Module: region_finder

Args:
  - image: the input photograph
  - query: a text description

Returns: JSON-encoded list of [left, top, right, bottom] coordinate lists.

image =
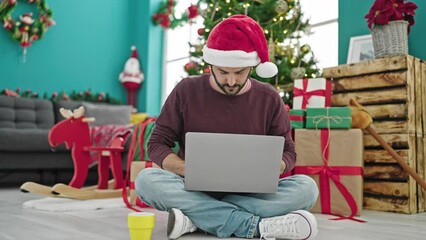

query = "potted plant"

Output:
[[365, 0, 417, 58]]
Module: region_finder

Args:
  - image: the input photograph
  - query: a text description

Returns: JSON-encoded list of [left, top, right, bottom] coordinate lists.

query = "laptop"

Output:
[[184, 132, 284, 193]]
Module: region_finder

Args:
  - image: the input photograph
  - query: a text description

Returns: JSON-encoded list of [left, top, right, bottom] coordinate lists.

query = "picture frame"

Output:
[[347, 34, 374, 64]]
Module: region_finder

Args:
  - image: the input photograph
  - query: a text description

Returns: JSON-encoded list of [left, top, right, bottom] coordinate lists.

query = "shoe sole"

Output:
[[292, 210, 318, 240], [167, 209, 176, 238], [167, 208, 184, 239]]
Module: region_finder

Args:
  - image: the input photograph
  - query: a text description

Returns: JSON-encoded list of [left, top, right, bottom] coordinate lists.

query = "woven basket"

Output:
[[371, 20, 408, 58]]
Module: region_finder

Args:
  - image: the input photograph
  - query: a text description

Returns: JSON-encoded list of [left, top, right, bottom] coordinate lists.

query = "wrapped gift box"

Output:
[[130, 161, 160, 206], [294, 129, 364, 218], [306, 107, 352, 129], [289, 109, 306, 129], [293, 78, 332, 109]]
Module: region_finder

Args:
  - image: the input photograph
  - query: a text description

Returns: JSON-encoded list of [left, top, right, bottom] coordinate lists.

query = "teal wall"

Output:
[[339, 0, 426, 64], [0, 0, 163, 116]]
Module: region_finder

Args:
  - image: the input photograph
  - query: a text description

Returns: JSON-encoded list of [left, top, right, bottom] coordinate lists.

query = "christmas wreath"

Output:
[[0, 0, 55, 48]]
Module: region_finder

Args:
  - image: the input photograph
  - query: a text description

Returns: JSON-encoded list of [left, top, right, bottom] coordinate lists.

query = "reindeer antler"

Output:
[[59, 108, 74, 119], [73, 106, 85, 118]]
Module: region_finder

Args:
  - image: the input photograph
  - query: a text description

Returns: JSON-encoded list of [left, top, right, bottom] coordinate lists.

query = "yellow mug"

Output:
[[128, 212, 156, 240]]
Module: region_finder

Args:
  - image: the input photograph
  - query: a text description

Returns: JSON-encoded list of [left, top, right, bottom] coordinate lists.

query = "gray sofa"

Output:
[[0, 95, 133, 186]]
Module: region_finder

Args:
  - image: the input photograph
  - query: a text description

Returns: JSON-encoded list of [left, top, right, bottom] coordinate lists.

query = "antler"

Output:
[[73, 106, 96, 122], [73, 106, 85, 118], [59, 108, 74, 119]]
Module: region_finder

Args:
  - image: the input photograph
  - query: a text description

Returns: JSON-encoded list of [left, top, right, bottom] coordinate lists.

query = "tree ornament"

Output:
[[187, 4, 199, 19], [292, 6, 300, 19], [192, 44, 204, 53], [197, 27, 204, 35], [0, 0, 55, 62], [184, 61, 198, 71], [275, 0, 288, 14], [275, 45, 285, 56], [203, 66, 211, 74], [300, 44, 311, 54], [268, 36, 276, 62], [290, 67, 306, 80]]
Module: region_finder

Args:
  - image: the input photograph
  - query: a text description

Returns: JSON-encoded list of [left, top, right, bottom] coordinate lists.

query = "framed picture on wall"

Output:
[[347, 34, 374, 64]]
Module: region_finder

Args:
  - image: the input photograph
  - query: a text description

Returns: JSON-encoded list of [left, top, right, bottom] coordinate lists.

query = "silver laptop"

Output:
[[184, 132, 284, 193]]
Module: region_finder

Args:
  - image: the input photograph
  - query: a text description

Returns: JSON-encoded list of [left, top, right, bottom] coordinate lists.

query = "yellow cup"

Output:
[[128, 212, 156, 240]]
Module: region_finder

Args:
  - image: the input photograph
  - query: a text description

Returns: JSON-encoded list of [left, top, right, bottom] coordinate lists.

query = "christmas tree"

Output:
[[183, 0, 320, 104]]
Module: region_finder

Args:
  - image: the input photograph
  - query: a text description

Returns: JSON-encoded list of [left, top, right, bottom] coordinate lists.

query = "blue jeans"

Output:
[[135, 168, 318, 238]]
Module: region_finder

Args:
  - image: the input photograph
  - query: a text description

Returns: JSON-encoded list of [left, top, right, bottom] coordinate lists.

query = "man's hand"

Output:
[[162, 153, 185, 177], [280, 160, 287, 174]]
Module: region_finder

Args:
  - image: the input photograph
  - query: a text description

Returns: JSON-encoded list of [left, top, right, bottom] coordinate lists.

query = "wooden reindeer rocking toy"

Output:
[[21, 106, 129, 200]]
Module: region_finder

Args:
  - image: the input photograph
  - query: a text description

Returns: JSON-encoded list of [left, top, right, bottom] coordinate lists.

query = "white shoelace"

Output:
[[260, 215, 298, 240]]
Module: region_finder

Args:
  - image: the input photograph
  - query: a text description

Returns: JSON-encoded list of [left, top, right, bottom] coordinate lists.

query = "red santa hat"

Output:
[[130, 46, 139, 59], [202, 15, 278, 78]]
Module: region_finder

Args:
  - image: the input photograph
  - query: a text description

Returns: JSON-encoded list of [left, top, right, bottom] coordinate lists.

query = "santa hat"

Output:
[[130, 46, 139, 59], [202, 15, 278, 78]]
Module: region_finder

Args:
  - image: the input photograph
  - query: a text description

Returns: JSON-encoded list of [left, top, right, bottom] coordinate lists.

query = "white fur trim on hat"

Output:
[[256, 62, 278, 78], [202, 45, 260, 68]]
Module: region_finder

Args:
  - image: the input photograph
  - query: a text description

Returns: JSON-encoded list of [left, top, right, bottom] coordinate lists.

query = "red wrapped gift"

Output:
[[293, 78, 332, 109], [129, 161, 160, 207], [294, 129, 364, 222]]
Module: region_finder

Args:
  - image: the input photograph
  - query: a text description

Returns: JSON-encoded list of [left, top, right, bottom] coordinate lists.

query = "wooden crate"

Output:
[[323, 55, 426, 214]]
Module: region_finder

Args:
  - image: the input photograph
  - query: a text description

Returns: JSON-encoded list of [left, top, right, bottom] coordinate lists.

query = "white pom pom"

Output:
[[131, 46, 136, 51], [256, 62, 278, 78]]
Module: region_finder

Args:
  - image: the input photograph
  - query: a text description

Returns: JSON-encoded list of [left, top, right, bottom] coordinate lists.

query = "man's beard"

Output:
[[211, 69, 250, 96]]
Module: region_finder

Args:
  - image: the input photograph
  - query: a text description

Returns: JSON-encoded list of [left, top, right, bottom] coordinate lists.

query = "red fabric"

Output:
[[293, 79, 332, 109], [289, 115, 305, 122], [294, 129, 365, 222], [279, 170, 293, 179], [89, 124, 133, 166], [207, 15, 270, 63]]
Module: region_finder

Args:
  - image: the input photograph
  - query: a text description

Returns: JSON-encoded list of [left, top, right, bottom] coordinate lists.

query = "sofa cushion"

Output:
[[0, 95, 54, 129], [0, 128, 65, 151], [82, 102, 132, 126]]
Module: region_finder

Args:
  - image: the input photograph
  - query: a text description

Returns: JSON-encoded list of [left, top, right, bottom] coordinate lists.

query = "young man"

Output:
[[136, 15, 319, 239]]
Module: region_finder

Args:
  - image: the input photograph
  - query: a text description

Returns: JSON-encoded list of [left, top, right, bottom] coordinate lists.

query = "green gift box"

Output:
[[289, 109, 306, 129], [306, 107, 352, 129]]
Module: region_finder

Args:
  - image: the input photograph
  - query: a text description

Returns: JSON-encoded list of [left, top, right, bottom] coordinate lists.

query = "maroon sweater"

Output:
[[147, 74, 296, 174]]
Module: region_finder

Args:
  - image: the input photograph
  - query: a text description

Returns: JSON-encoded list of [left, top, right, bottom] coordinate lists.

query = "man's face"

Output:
[[211, 66, 252, 95]]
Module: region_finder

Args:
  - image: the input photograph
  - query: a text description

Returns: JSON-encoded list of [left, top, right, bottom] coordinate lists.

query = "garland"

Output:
[[0, 0, 55, 49], [152, 0, 199, 29], [1, 88, 122, 104]]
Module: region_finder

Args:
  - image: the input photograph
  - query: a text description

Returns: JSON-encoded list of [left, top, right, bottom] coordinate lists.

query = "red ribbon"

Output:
[[289, 115, 305, 122], [293, 79, 331, 109], [122, 118, 156, 212], [294, 129, 365, 222]]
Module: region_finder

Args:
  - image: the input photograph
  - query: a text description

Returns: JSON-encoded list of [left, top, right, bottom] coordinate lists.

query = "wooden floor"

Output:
[[1, 187, 426, 240]]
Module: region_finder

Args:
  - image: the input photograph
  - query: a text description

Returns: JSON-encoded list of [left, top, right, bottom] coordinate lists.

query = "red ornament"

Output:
[[188, 5, 199, 19], [184, 61, 197, 71], [203, 67, 211, 74], [152, 13, 171, 28], [197, 28, 204, 36]]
